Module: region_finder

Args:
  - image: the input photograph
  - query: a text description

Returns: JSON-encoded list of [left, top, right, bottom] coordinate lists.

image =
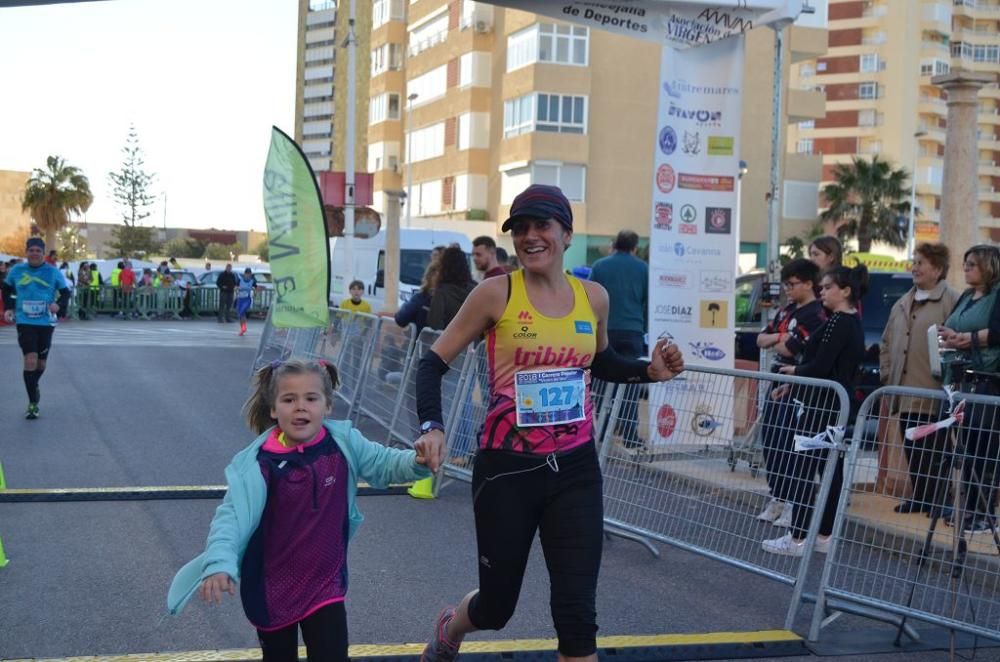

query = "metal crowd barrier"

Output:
[[67, 285, 273, 320], [597, 365, 850, 628], [252, 311, 865, 631], [810, 385, 1000, 644]]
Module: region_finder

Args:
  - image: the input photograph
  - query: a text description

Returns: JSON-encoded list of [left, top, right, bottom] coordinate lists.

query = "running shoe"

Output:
[[421, 607, 460, 662], [25, 403, 39, 420], [814, 534, 832, 554]]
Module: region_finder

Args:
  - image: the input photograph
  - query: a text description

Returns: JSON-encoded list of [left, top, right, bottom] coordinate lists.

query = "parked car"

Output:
[[169, 270, 200, 288]]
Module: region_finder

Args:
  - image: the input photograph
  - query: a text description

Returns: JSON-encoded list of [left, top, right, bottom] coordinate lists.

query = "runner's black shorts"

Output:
[[17, 324, 55, 358]]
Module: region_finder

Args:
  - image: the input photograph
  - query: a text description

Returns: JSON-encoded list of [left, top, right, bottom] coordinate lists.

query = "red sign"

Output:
[[678, 173, 734, 192], [656, 165, 676, 194], [318, 171, 374, 206], [657, 404, 677, 439]]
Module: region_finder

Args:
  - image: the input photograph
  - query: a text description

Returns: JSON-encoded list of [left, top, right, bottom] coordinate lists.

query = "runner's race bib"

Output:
[[22, 300, 47, 318], [514, 368, 586, 427]]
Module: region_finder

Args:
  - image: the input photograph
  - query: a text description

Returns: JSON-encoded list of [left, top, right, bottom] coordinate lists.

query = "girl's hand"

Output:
[[646, 339, 684, 381], [777, 366, 796, 375], [198, 573, 235, 605], [413, 429, 446, 472]]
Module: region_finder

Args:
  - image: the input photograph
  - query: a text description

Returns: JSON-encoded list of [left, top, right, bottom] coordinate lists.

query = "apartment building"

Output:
[[295, 0, 338, 173], [299, 1, 828, 268], [789, 0, 1000, 244], [0, 169, 31, 249]]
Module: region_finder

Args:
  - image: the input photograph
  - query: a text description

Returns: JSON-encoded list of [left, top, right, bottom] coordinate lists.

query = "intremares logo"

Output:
[[513, 345, 593, 368]]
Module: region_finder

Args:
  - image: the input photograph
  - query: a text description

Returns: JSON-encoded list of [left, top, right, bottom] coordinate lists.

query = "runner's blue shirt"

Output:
[[5, 262, 67, 327]]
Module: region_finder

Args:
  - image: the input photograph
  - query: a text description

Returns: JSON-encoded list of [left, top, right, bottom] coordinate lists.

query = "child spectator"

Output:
[[168, 358, 431, 660], [339, 280, 372, 314]]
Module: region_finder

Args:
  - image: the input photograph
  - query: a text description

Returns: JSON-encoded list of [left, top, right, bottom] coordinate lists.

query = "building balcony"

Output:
[[787, 88, 826, 123], [980, 186, 1000, 202], [980, 160, 1000, 175], [981, 109, 1000, 124], [953, 0, 1000, 20], [788, 25, 828, 63], [918, 96, 948, 116]]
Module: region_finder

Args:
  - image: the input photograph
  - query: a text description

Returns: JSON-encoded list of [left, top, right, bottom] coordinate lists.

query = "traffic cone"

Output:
[[0, 535, 8, 568], [407, 476, 435, 500]]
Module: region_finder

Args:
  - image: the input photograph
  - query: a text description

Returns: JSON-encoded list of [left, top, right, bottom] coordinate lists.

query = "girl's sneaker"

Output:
[[25, 403, 39, 420], [756, 499, 784, 522], [774, 505, 794, 528], [421, 607, 461, 662], [762, 532, 806, 557]]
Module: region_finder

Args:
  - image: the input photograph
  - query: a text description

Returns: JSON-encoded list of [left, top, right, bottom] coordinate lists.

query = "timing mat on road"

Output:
[[0, 483, 412, 502], [2, 630, 808, 661]]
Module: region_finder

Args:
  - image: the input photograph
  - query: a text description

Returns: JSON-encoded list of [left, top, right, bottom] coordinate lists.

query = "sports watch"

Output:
[[420, 420, 445, 435]]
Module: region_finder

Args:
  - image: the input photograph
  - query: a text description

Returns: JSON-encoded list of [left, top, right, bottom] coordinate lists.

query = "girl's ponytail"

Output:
[[243, 363, 279, 434]]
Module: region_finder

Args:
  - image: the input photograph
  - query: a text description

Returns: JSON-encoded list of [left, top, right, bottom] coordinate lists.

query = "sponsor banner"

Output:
[[648, 36, 743, 444], [484, 1, 803, 49], [262, 126, 331, 328]]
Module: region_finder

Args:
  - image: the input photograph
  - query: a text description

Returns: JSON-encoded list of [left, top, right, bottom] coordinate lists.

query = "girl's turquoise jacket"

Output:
[[167, 419, 431, 615]]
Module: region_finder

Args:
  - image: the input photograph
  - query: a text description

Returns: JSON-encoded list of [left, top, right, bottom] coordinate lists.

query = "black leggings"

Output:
[[469, 442, 604, 657], [257, 601, 348, 662]]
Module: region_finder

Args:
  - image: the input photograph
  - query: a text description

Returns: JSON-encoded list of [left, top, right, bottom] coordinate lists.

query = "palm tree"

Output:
[[820, 155, 911, 253], [21, 155, 94, 250]]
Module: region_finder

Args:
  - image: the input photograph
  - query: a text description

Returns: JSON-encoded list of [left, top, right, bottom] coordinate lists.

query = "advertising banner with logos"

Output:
[[487, 1, 802, 49], [647, 36, 744, 446]]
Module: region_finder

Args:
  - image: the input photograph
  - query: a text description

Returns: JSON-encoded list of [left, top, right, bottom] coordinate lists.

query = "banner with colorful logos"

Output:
[[485, 1, 802, 49], [647, 36, 744, 446]]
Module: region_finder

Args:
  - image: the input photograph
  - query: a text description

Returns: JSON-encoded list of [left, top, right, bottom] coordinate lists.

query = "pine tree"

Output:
[[107, 125, 160, 257]]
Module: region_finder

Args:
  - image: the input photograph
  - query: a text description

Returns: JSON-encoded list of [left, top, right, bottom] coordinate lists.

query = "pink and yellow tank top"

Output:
[[482, 269, 598, 454]]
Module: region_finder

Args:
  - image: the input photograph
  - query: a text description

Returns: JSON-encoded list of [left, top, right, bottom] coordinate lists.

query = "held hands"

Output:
[[939, 326, 972, 350], [413, 428, 446, 473], [198, 572, 235, 605], [646, 339, 685, 381], [48, 303, 59, 314]]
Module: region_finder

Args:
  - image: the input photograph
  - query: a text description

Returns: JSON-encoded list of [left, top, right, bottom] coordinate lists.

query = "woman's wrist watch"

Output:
[[420, 420, 445, 435]]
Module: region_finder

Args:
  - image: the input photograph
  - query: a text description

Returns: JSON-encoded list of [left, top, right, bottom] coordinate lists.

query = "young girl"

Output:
[[168, 358, 431, 660]]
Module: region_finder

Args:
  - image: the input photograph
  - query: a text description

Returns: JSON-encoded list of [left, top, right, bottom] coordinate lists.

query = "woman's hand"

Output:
[[939, 326, 973, 350], [413, 429, 446, 472], [198, 573, 234, 605], [771, 384, 791, 400], [646, 338, 684, 381]]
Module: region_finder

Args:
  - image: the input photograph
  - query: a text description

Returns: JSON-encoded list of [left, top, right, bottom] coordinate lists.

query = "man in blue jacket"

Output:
[[590, 230, 649, 448], [2, 237, 71, 419]]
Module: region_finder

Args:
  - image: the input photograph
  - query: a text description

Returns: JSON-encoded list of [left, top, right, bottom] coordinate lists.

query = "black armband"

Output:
[[591, 346, 652, 384], [416, 349, 450, 426], [57, 287, 71, 316]]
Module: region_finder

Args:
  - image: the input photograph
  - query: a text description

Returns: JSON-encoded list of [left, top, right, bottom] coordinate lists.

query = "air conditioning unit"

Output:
[[474, 20, 490, 33]]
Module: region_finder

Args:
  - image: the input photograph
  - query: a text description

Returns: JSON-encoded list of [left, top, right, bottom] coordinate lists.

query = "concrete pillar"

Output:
[[382, 191, 402, 314], [932, 70, 996, 290]]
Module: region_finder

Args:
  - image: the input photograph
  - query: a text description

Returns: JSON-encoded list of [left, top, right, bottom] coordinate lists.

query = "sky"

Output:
[[0, 0, 298, 232]]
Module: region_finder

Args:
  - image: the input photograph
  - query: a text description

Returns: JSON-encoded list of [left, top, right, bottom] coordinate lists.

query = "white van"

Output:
[[329, 228, 473, 309]]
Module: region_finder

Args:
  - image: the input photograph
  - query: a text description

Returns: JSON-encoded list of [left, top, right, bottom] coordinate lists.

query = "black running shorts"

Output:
[[16, 324, 55, 358]]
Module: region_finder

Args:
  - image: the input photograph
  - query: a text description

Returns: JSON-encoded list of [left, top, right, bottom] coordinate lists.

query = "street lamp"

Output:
[[736, 160, 748, 263], [907, 130, 928, 260], [406, 92, 418, 229]]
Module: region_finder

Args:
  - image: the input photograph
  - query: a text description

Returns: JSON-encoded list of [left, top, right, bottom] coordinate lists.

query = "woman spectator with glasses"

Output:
[[939, 245, 1000, 534], [880, 243, 959, 515]]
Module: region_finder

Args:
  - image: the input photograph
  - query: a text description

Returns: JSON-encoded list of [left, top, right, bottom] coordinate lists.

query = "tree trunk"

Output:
[[44, 228, 57, 253], [858, 211, 873, 252]]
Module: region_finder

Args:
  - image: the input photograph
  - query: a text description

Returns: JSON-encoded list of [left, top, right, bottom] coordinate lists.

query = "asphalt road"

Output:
[[0, 319, 995, 661]]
